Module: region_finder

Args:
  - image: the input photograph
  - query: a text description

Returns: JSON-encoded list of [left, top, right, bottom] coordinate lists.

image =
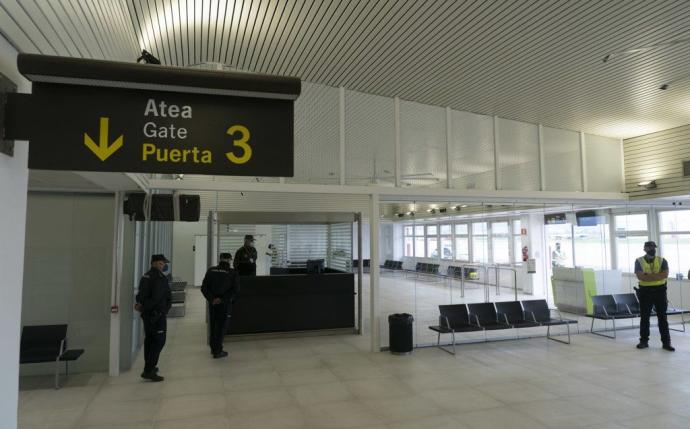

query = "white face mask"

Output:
[[248, 242, 255, 248]]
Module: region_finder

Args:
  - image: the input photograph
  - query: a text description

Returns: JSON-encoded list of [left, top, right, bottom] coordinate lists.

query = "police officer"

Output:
[[234, 235, 258, 275], [201, 253, 240, 358], [135, 254, 172, 381], [635, 241, 674, 351]]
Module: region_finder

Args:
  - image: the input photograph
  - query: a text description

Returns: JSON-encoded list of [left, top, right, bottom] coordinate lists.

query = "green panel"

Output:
[[582, 269, 597, 314]]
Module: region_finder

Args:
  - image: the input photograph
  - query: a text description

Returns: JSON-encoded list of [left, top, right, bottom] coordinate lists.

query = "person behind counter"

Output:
[[201, 253, 240, 359], [234, 234, 258, 275], [135, 254, 172, 382]]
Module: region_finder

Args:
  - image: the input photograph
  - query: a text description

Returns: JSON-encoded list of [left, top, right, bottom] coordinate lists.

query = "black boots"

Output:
[[213, 351, 229, 359], [636, 341, 648, 349], [663, 343, 676, 352], [141, 371, 164, 382]]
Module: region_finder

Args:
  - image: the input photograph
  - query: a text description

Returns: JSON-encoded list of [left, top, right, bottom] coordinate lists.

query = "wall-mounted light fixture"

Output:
[[637, 180, 657, 189]]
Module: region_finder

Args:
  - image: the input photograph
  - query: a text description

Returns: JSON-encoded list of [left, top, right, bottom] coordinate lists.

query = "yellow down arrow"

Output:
[[84, 117, 123, 161]]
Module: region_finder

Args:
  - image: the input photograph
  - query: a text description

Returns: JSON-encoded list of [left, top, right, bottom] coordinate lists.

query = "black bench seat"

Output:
[[20, 324, 84, 389], [428, 304, 483, 355]]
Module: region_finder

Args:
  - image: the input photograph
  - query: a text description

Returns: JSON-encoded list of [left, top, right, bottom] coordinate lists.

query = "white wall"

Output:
[[0, 35, 30, 429], [172, 221, 207, 285]]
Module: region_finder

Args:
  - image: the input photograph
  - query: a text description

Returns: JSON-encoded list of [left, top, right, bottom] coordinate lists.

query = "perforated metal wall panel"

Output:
[[585, 134, 623, 192], [450, 110, 495, 190], [399, 100, 446, 188], [289, 82, 340, 184], [287, 224, 328, 264], [345, 90, 395, 186], [328, 222, 352, 271], [497, 118, 539, 191], [271, 225, 288, 266], [543, 126, 582, 191], [218, 224, 256, 256]]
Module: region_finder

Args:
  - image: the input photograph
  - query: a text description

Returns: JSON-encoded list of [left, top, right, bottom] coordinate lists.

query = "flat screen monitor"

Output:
[[306, 259, 325, 274], [576, 210, 604, 226]]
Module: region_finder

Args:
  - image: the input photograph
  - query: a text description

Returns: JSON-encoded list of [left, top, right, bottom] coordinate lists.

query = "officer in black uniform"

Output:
[[201, 253, 240, 358], [135, 254, 172, 381], [233, 235, 258, 275]]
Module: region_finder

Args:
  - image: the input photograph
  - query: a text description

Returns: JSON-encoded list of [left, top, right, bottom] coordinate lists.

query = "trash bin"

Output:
[[388, 313, 414, 355]]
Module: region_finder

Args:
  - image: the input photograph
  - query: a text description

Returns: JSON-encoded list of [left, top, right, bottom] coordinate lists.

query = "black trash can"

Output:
[[388, 313, 414, 355]]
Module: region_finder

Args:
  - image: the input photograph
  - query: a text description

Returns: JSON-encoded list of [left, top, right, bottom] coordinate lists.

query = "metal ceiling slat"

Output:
[[265, 0, 309, 75], [303, 0, 367, 82], [255, 0, 292, 72], [40, 2, 85, 57], [139, 0, 163, 62], [0, 0, 55, 54], [31, 1, 80, 57], [272, 0, 319, 75], [246, 0, 280, 71], [228, 0, 248, 67], [320, 0, 397, 84], [95, 0, 133, 61], [449, 1, 657, 107], [283, 0, 336, 77], [69, 0, 110, 59], [238, 0, 265, 69], [0, 3, 40, 53], [86, 0, 119, 60], [235, 0, 257, 68], [353, 0, 488, 94], [160, 0, 179, 65], [388, 0, 552, 102], [452, 2, 677, 109], [289, 0, 345, 79], [221, 0, 238, 65], [112, 0, 141, 58], [155, 0, 175, 65]]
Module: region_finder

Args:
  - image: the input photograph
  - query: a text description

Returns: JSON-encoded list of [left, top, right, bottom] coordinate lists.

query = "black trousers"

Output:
[[637, 286, 671, 344], [209, 303, 228, 355], [142, 314, 167, 373]]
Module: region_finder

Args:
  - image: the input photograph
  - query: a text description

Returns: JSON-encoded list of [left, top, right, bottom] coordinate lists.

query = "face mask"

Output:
[[646, 249, 656, 257], [249, 242, 255, 248], [163, 264, 169, 272]]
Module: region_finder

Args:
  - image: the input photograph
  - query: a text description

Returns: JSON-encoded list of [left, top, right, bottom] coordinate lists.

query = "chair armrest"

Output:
[[56, 338, 66, 361], [497, 312, 510, 325], [469, 314, 481, 327], [441, 316, 451, 330], [550, 308, 565, 321], [625, 304, 634, 315], [524, 310, 538, 323]]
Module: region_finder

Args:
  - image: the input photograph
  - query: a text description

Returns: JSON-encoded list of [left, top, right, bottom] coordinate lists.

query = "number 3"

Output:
[[226, 125, 252, 164]]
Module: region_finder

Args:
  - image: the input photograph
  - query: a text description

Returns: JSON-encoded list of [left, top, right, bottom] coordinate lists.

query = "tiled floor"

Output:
[[18, 282, 690, 429]]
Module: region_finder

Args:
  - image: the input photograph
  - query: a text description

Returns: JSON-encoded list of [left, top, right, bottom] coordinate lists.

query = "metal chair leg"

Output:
[[54, 360, 60, 390], [590, 317, 616, 339]]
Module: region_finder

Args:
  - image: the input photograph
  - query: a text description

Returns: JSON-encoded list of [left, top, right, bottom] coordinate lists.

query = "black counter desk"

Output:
[[226, 268, 355, 335]]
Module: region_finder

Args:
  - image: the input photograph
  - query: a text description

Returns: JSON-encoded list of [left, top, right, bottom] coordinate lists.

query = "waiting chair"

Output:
[[495, 301, 540, 339], [522, 299, 577, 344], [428, 304, 484, 355], [589, 294, 637, 339]]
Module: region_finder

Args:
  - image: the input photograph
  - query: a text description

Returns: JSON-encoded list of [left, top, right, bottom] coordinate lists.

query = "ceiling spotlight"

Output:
[[439, 208, 447, 213], [407, 211, 415, 217], [637, 180, 657, 189], [453, 205, 461, 211], [174, 173, 184, 180], [427, 208, 436, 214], [461, 204, 468, 208], [396, 213, 404, 218]]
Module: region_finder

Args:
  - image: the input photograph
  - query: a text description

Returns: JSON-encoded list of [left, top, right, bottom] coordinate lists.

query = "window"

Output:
[[415, 235, 425, 257], [440, 224, 452, 259], [491, 221, 510, 264], [472, 222, 489, 263], [454, 223, 469, 261], [426, 224, 438, 258], [546, 222, 573, 269], [574, 214, 610, 270], [659, 211, 690, 277], [614, 214, 648, 272], [404, 225, 414, 257]]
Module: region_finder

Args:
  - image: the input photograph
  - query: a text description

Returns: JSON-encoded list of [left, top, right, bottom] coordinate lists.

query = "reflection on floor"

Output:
[[18, 280, 690, 429]]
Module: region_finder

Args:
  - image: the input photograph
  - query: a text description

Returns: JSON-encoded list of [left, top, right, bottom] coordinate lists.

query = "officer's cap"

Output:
[[244, 235, 255, 241], [219, 252, 232, 260], [643, 241, 657, 248], [151, 254, 170, 263]]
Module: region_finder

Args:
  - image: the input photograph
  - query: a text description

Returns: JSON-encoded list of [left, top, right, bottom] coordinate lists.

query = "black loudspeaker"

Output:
[[178, 194, 200, 221], [124, 193, 146, 221], [123, 193, 200, 222], [151, 194, 174, 221]]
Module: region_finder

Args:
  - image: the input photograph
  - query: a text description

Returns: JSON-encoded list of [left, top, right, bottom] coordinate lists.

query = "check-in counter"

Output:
[[552, 267, 623, 314], [227, 268, 355, 335]]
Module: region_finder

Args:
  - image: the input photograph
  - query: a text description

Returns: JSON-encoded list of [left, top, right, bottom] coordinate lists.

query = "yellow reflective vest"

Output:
[[637, 256, 667, 287]]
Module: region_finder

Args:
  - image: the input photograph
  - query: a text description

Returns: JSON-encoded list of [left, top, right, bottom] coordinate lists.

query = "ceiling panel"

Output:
[[1, 1, 690, 138]]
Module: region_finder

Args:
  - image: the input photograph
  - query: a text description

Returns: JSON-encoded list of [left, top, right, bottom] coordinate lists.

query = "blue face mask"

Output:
[[162, 264, 169, 272]]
